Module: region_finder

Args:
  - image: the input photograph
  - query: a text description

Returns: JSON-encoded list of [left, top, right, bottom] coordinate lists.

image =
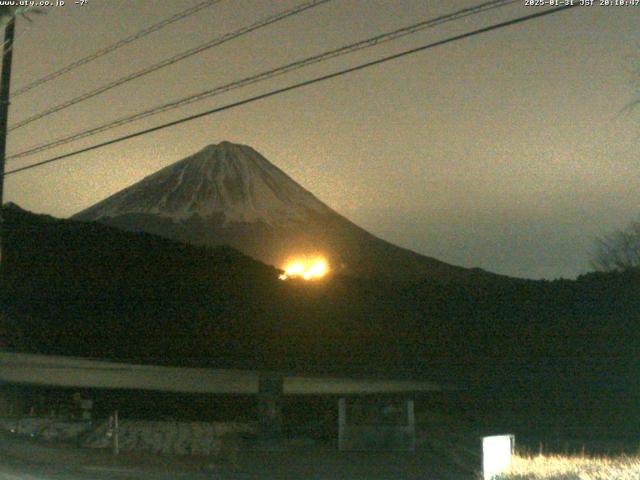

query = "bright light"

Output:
[[279, 258, 329, 281], [483, 434, 515, 480]]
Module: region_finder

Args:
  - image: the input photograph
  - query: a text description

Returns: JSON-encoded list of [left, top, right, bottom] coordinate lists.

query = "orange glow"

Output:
[[279, 258, 329, 281]]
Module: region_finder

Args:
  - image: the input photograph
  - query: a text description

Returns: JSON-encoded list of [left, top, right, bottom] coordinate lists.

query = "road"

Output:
[[0, 433, 471, 480]]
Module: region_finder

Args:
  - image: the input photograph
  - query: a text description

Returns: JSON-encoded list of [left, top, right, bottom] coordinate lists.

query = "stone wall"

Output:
[[86, 419, 254, 455], [0, 416, 90, 441], [0, 416, 254, 455]]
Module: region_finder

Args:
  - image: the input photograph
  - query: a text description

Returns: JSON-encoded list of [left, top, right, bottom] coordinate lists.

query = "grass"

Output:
[[496, 452, 640, 479]]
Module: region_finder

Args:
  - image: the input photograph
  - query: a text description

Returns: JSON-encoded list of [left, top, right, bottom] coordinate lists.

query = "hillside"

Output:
[[0, 204, 416, 373], [2, 205, 639, 437]]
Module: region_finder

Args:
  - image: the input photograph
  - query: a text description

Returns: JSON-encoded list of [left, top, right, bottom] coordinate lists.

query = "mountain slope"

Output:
[[75, 142, 331, 226], [0, 204, 447, 373], [73, 141, 491, 281]]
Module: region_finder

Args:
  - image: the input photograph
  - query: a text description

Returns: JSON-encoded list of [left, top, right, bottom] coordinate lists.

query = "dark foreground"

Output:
[[0, 433, 472, 480]]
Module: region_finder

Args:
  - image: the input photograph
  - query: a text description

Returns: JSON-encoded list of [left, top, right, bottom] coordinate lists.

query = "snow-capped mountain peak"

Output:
[[74, 141, 479, 281], [75, 142, 330, 226]]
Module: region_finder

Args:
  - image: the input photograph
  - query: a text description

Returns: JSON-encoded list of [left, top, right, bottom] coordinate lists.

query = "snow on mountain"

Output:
[[76, 141, 331, 226]]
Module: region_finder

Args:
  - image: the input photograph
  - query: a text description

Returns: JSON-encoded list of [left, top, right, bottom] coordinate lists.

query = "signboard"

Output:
[[482, 434, 515, 480]]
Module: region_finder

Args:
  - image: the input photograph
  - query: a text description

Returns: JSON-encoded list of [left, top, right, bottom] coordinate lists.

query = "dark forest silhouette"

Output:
[[1, 204, 639, 440]]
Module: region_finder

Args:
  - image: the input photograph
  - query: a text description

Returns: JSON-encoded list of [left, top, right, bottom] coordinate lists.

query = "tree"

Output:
[[591, 220, 640, 272]]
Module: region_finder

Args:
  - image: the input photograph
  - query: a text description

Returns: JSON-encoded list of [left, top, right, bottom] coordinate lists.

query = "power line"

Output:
[[7, 0, 332, 131], [8, 0, 518, 162], [2, 4, 578, 178], [12, 0, 223, 97]]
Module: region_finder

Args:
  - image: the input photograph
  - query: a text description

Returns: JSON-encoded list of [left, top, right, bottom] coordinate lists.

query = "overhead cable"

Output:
[[8, 0, 332, 131], [12, 0, 223, 97], [8, 0, 518, 161], [3, 4, 578, 178]]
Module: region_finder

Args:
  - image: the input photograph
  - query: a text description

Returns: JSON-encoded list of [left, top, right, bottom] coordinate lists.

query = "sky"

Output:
[[3, 0, 639, 280]]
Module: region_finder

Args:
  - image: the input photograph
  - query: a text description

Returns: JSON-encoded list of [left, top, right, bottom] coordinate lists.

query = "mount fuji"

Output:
[[73, 141, 485, 280]]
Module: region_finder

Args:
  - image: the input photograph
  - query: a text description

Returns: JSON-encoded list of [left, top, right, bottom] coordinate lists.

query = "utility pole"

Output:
[[0, 16, 15, 266]]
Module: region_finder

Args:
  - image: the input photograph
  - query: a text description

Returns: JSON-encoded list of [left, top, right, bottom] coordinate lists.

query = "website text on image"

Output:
[[0, 1, 66, 7]]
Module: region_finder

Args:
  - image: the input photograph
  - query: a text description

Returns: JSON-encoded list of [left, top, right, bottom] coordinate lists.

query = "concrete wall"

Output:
[[0, 352, 444, 395]]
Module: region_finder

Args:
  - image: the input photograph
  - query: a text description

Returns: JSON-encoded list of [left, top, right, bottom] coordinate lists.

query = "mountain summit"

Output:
[[74, 141, 483, 280], [76, 142, 331, 226]]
